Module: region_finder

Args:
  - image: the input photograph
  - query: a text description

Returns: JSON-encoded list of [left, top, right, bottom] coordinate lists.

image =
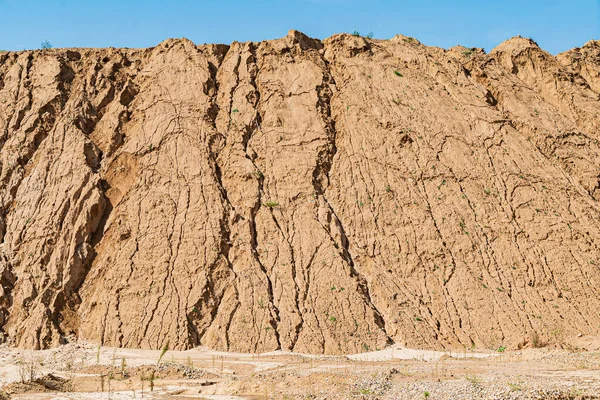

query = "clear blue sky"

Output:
[[0, 0, 598, 54]]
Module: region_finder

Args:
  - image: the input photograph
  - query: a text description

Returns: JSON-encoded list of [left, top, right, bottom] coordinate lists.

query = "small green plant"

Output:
[[149, 370, 155, 391], [232, 108, 239, 113], [140, 372, 146, 396], [394, 70, 403, 77], [508, 381, 522, 391], [352, 30, 361, 37], [16, 355, 40, 383], [385, 185, 392, 193], [366, 32, 374, 39], [120, 357, 127, 374], [497, 345, 506, 353], [107, 372, 114, 397], [465, 374, 482, 386], [41, 40, 53, 50], [157, 340, 170, 365], [329, 316, 337, 323], [415, 316, 423, 322], [462, 48, 474, 58], [424, 391, 431, 398], [459, 220, 468, 235], [531, 331, 544, 348], [264, 201, 279, 208]]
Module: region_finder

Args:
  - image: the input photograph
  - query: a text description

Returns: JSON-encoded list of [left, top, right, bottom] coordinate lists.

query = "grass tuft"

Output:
[[157, 340, 170, 365]]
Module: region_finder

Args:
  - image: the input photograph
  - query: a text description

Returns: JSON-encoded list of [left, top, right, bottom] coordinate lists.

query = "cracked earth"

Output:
[[1, 31, 600, 359]]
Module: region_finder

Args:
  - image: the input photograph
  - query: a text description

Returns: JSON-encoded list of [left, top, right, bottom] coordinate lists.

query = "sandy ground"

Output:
[[1, 341, 599, 399]]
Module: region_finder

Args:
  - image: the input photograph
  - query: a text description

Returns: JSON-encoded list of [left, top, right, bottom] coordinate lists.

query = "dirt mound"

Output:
[[75, 362, 219, 380], [1, 31, 600, 354], [3, 374, 69, 395]]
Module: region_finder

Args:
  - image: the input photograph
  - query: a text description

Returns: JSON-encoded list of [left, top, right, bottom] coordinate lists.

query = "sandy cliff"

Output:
[[0, 31, 599, 354]]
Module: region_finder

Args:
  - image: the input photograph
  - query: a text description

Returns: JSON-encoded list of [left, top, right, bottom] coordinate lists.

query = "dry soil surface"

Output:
[[0, 342, 599, 399]]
